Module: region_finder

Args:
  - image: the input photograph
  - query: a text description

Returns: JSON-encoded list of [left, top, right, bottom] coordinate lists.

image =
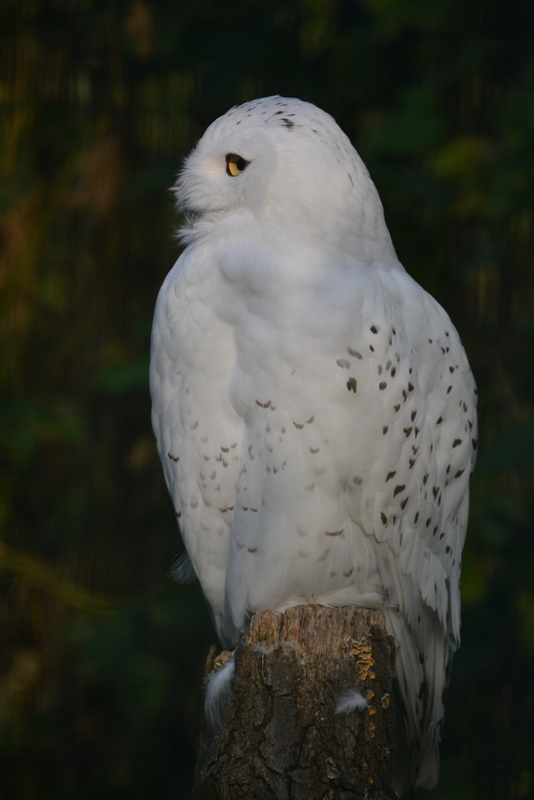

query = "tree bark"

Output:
[[193, 605, 397, 800]]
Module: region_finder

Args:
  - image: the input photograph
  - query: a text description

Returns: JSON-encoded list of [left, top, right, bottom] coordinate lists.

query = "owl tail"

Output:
[[384, 608, 449, 794]]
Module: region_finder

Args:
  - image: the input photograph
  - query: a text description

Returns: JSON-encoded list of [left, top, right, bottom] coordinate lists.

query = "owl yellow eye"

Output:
[[226, 153, 249, 177]]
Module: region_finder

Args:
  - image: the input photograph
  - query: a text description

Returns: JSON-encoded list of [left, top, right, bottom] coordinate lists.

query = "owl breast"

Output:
[[152, 231, 430, 644]]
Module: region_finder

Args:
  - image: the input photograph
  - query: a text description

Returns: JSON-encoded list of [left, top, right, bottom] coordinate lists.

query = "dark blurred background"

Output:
[[1, 0, 533, 798]]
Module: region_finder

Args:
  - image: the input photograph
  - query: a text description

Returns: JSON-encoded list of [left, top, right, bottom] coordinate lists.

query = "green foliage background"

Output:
[[1, 0, 533, 797]]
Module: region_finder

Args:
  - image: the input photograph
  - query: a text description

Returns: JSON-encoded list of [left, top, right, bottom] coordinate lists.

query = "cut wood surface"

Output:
[[194, 605, 397, 800]]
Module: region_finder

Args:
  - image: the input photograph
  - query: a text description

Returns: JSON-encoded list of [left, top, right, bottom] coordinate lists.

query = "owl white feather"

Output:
[[150, 96, 477, 792]]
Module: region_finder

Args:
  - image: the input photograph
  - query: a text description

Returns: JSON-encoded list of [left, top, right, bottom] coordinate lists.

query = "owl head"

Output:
[[174, 97, 396, 265]]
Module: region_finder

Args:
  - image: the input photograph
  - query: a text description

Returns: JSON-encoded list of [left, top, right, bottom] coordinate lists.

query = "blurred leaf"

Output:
[[367, 86, 445, 156], [0, 397, 85, 462], [95, 357, 149, 395], [0, 544, 113, 614]]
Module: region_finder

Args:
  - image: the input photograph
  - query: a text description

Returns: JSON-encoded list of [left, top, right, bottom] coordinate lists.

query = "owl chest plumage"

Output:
[[151, 233, 474, 645]]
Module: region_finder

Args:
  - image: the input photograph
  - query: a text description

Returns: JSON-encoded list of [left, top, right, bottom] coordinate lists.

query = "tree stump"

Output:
[[193, 605, 397, 799]]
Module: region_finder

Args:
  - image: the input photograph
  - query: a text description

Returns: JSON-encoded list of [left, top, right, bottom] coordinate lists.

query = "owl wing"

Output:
[[150, 252, 246, 636], [348, 267, 477, 789]]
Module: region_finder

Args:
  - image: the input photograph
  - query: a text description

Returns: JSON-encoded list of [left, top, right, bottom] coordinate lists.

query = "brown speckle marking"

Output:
[[344, 566, 354, 578], [247, 547, 258, 553], [379, 381, 387, 390], [394, 404, 400, 412], [347, 377, 357, 393], [256, 399, 272, 408], [309, 446, 320, 454], [394, 484, 405, 497], [404, 426, 413, 437], [386, 471, 396, 482], [383, 425, 389, 435], [325, 529, 344, 537], [293, 421, 304, 429], [306, 415, 315, 424], [348, 348, 362, 359], [175, 511, 182, 518], [370, 325, 379, 334], [167, 452, 179, 462], [452, 438, 462, 448], [381, 512, 388, 525], [400, 497, 409, 510]]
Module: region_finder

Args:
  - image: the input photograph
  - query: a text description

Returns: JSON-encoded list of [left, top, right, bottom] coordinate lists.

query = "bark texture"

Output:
[[193, 605, 397, 800]]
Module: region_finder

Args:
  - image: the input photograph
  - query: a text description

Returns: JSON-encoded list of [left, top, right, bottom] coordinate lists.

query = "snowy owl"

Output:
[[150, 96, 477, 792]]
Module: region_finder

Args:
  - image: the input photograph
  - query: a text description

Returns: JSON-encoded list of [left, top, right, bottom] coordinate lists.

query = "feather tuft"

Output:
[[169, 550, 197, 584], [335, 687, 368, 715], [204, 657, 235, 728]]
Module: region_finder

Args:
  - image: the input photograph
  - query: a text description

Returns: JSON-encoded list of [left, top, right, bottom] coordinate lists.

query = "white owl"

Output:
[[150, 96, 477, 792]]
